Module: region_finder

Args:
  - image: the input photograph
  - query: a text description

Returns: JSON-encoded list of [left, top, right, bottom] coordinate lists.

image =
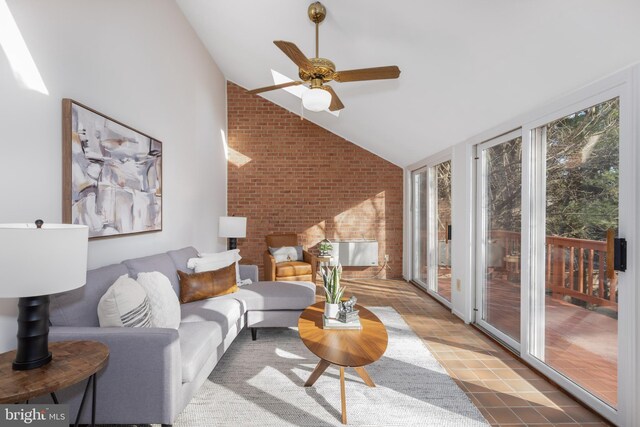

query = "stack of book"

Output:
[[323, 314, 362, 330]]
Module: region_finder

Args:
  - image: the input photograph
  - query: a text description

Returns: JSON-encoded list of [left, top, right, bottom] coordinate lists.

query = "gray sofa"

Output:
[[45, 246, 316, 425]]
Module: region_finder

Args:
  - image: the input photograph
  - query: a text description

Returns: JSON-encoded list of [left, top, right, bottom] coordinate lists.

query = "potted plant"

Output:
[[318, 239, 333, 256], [322, 264, 344, 319]]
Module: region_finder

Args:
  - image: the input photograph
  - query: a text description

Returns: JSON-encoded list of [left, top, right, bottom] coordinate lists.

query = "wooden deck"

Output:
[[438, 275, 617, 407]]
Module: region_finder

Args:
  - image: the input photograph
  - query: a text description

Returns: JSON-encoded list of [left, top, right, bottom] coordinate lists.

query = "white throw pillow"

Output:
[[269, 246, 303, 263], [98, 275, 151, 328], [136, 272, 181, 329], [188, 249, 242, 284]]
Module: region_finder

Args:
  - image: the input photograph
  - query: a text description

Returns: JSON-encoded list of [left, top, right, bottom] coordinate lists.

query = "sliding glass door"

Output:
[[434, 161, 452, 302], [476, 131, 522, 349], [412, 168, 428, 285], [412, 160, 452, 304], [474, 90, 632, 423], [527, 97, 622, 412]]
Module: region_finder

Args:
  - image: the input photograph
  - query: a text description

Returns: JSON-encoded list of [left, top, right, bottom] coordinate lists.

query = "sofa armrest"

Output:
[[239, 264, 259, 282], [303, 250, 318, 280], [263, 251, 276, 281], [49, 326, 181, 425]]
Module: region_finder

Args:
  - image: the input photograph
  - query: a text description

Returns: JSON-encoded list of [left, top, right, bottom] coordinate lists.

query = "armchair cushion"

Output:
[[276, 261, 312, 277]]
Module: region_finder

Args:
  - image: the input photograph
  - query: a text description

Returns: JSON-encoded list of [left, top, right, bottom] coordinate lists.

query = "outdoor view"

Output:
[[436, 161, 452, 301], [542, 98, 619, 407], [481, 137, 522, 343]]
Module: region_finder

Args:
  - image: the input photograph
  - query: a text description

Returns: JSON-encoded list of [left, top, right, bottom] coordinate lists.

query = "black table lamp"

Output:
[[219, 216, 246, 250], [0, 221, 88, 370]]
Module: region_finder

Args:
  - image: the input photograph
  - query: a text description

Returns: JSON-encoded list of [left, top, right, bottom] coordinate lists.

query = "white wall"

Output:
[[0, 0, 228, 352]]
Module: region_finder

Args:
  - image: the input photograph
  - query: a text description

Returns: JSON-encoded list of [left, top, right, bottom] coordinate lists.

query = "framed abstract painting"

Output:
[[62, 99, 162, 239]]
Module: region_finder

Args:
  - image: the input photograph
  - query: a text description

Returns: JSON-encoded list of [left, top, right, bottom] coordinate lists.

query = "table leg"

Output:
[[340, 367, 347, 424], [353, 367, 375, 387], [74, 374, 96, 427], [50, 392, 59, 404], [304, 359, 331, 387], [91, 373, 96, 427]]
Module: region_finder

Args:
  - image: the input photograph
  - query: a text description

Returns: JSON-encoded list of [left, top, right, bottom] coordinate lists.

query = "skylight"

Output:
[[0, 0, 48, 95]]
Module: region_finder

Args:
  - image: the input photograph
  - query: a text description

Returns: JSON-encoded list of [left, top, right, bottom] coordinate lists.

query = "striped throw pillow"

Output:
[[98, 275, 152, 328]]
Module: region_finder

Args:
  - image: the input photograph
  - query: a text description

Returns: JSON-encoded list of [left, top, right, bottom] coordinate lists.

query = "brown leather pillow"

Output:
[[177, 263, 238, 304]]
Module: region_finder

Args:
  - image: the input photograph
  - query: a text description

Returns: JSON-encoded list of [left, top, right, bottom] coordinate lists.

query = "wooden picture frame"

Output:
[[62, 99, 162, 239]]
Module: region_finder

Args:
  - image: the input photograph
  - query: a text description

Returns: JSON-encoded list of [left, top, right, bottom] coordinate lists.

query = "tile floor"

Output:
[[315, 277, 613, 426]]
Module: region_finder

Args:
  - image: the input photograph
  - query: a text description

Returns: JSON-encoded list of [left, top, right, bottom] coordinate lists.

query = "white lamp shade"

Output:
[[0, 223, 88, 298], [302, 88, 332, 112], [219, 217, 247, 238]]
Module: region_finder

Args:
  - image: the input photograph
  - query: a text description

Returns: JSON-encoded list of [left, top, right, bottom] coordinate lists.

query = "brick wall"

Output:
[[227, 82, 403, 279]]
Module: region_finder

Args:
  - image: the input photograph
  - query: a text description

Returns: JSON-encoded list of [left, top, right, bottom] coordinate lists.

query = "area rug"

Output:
[[174, 307, 489, 426]]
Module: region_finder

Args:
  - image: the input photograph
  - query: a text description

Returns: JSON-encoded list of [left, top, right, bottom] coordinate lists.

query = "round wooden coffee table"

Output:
[[298, 302, 388, 424]]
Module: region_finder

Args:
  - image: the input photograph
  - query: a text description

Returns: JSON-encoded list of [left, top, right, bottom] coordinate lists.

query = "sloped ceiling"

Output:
[[177, 0, 640, 167]]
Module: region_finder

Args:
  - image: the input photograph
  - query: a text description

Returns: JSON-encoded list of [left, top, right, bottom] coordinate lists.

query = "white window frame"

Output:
[[474, 129, 523, 352], [520, 73, 635, 426], [409, 151, 453, 308]]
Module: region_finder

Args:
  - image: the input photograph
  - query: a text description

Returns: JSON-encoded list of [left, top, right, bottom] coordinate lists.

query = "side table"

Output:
[[0, 340, 109, 427]]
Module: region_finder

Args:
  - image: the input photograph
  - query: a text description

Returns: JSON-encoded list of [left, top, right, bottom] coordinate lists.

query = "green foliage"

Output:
[[487, 98, 619, 241], [545, 99, 619, 240], [322, 264, 344, 304], [319, 240, 333, 253]]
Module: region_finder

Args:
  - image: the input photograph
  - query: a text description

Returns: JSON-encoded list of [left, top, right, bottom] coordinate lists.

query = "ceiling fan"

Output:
[[247, 1, 401, 113]]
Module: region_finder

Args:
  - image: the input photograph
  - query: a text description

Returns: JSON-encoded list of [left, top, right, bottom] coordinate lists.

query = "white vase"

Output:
[[324, 302, 340, 319]]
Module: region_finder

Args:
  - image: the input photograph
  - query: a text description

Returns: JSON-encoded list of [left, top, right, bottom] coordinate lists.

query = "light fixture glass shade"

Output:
[[0, 223, 88, 297], [302, 88, 331, 112], [219, 216, 247, 238]]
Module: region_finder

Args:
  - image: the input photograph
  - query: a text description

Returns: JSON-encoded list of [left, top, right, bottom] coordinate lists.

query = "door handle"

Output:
[[615, 238, 627, 272], [607, 228, 627, 277]]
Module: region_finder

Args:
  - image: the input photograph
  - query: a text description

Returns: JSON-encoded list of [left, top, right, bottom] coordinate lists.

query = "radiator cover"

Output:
[[332, 240, 378, 267]]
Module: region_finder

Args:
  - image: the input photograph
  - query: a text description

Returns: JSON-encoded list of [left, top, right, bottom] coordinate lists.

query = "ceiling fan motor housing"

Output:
[[299, 57, 336, 82]]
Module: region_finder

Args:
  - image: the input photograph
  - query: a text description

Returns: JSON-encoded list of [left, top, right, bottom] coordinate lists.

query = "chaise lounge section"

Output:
[[45, 246, 316, 425]]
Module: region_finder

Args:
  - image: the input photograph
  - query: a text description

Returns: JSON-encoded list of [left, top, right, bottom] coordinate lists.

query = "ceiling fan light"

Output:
[[302, 88, 331, 112]]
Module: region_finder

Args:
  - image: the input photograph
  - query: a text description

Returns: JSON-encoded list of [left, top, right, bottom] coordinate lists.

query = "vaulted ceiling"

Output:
[[177, 0, 640, 167]]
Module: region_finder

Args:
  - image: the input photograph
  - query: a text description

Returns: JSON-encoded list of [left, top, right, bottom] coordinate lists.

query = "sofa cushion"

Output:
[[275, 261, 311, 277], [124, 253, 180, 296], [211, 281, 316, 312], [178, 321, 223, 383], [180, 297, 245, 334], [167, 246, 199, 274], [50, 263, 130, 327]]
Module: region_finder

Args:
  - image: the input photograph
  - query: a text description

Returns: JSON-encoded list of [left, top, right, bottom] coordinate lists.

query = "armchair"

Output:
[[264, 233, 317, 282]]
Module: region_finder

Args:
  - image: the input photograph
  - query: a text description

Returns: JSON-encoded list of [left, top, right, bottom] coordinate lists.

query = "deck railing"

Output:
[[490, 230, 617, 309]]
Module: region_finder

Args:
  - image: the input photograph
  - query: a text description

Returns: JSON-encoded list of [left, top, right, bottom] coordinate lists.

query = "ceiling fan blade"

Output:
[[333, 65, 401, 83], [246, 81, 303, 95], [274, 40, 315, 74], [322, 85, 344, 111]]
